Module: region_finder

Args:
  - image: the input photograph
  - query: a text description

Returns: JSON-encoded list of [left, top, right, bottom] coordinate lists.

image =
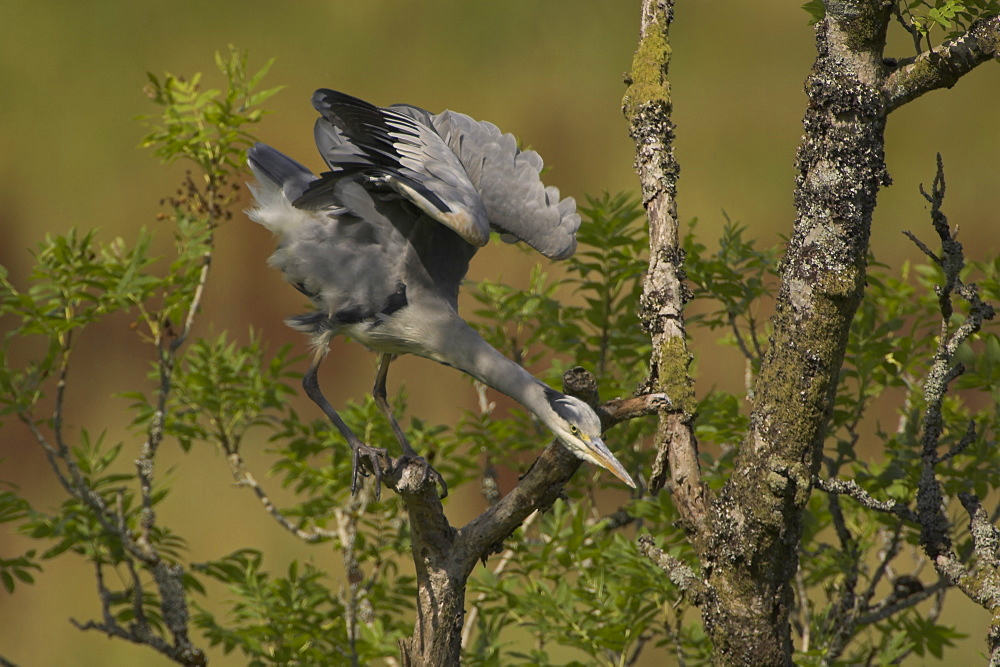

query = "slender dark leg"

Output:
[[372, 353, 447, 498], [302, 347, 388, 499], [372, 354, 417, 456]]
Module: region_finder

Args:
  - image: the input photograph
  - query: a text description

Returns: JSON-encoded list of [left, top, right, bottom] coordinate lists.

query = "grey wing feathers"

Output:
[[260, 89, 580, 262], [301, 89, 491, 247], [428, 110, 581, 260]]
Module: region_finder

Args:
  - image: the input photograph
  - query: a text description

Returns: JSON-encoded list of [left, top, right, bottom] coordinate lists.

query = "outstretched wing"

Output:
[[299, 89, 491, 247], [420, 109, 581, 260]]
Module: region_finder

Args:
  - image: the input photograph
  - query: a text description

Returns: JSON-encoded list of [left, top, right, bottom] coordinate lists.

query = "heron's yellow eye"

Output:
[[569, 424, 580, 435]]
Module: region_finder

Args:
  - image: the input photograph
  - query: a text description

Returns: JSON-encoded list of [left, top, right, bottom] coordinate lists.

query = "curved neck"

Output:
[[437, 317, 552, 415]]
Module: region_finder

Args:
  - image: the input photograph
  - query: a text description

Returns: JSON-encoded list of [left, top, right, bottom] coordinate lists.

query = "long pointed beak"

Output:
[[582, 435, 637, 488]]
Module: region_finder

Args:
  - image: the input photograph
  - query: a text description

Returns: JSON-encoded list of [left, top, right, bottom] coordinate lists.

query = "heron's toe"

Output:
[[350, 444, 390, 500]]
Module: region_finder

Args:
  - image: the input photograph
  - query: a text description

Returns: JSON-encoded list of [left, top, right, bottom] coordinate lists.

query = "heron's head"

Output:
[[543, 392, 637, 488]]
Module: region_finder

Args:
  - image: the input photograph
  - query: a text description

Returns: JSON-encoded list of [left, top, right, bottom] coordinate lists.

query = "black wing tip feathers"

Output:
[[312, 88, 372, 113], [246, 141, 269, 165], [247, 143, 313, 187]]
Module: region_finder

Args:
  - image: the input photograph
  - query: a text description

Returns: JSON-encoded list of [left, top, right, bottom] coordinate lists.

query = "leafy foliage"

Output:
[[192, 549, 412, 665], [899, 0, 1000, 43], [123, 332, 298, 452], [685, 217, 779, 373], [1, 47, 998, 667], [141, 46, 282, 179]]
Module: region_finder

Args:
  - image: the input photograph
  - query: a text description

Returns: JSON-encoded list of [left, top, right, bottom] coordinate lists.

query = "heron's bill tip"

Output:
[[585, 438, 637, 489]]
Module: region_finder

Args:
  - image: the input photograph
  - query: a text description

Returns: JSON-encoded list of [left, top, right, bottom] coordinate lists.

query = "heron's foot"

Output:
[[350, 443, 391, 500], [393, 453, 449, 499]]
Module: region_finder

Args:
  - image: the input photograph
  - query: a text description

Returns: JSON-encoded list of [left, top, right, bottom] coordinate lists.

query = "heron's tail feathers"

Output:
[[246, 143, 317, 239]]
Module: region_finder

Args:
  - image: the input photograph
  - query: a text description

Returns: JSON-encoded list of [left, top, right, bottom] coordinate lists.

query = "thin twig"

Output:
[[901, 230, 941, 266], [637, 534, 706, 604], [794, 569, 811, 653], [226, 452, 338, 542], [857, 578, 951, 625], [891, 1, 925, 55], [936, 420, 977, 464], [727, 310, 756, 364], [814, 477, 918, 522], [863, 522, 904, 609], [335, 492, 367, 667], [598, 392, 672, 430]]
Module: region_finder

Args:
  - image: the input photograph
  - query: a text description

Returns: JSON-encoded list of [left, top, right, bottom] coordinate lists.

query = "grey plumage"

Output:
[[247, 89, 634, 497]]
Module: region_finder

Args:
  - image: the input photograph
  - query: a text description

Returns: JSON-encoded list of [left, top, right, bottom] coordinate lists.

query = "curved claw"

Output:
[[351, 444, 390, 499], [427, 464, 448, 499]]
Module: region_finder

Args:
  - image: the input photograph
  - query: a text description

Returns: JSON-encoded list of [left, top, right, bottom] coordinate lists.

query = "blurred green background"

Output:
[[2, 1, 998, 664]]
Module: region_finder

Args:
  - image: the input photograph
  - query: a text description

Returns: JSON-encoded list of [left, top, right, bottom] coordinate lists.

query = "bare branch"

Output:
[[457, 436, 582, 569], [225, 452, 338, 542], [70, 561, 206, 666], [863, 522, 905, 609], [698, 4, 896, 660], [815, 476, 918, 522], [857, 578, 952, 625], [637, 535, 706, 605], [793, 569, 811, 653], [335, 493, 368, 667], [892, 1, 926, 55], [601, 508, 639, 532], [885, 15, 1000, 113], [826, 484, 855, 551], [598, 392, 673, 430], [959, 492, 1000, 575], [455, 366, 655, 569], [902, 230, 941, 265], [172, 171, 219, 353], [936, 420, 977, 464], [913, 159, 995, 570], [624, 0, 708, 539], [727, 310, 757, 365]]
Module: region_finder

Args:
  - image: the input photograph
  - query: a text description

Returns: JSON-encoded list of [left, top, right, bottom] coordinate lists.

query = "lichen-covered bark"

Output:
[[624, 0, 708, 540], [884, 14, 1000, 112], [699, 4, 894, 664], [625, 2, 1000, 664]]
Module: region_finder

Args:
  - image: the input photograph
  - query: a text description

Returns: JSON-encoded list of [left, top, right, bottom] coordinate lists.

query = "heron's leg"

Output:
[[372, 354, 416, 456], [302, 347, 388, 499], [372, 353, 448, 498]]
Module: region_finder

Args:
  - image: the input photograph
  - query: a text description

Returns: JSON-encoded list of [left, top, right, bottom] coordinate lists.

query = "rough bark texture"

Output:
[[699, 4, 894, 664], [392, 447, 574, 666], [397, 369, 648, 665], [395, 460, 462, 665], [396, 1, 1000, 662], [905, 161, 1000, 665], [885, 14, 1000, 112], [618, 1, 1000, 664], [624, 0, 709, 541]]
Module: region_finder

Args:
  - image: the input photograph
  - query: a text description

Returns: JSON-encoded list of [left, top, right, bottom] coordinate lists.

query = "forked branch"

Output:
[[885, 15, 1000, 112]]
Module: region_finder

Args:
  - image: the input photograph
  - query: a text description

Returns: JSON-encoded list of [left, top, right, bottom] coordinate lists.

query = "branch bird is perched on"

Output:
[[247, 89, 636, 497]]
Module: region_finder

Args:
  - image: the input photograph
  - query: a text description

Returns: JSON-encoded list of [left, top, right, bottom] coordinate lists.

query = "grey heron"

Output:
[[247, 89, 636, 498]]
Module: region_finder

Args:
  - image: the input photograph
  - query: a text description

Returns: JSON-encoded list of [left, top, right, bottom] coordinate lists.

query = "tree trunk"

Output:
[[399, 566, 467, 666], [626, 1, 896, 664], [701, 3, 893, 664], [393, 461, 466, 666], [394, 380, 599, 665]]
